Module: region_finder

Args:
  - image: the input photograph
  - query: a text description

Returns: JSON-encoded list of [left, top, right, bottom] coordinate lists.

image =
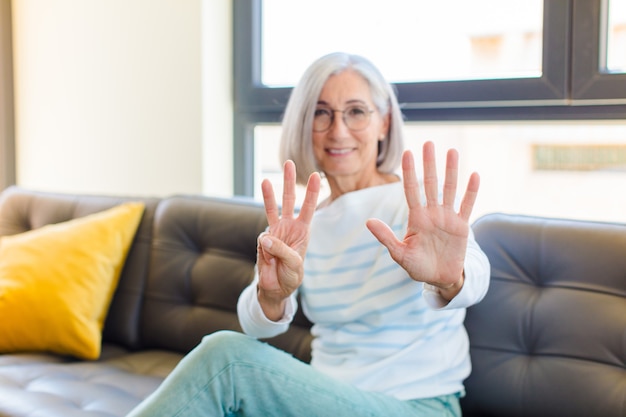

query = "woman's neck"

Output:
[[320, 172, 400, 208]]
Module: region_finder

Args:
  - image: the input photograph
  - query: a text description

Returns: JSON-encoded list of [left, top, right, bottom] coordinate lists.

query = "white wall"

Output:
[[201, 0, 232, 197], [11, 0, 232, 197]]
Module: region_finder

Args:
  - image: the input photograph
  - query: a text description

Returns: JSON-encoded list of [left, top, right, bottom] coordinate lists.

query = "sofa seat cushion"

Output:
[[0, 345, 182, 417]]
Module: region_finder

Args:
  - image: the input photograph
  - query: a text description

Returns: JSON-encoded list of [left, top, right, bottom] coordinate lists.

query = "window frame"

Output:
[[571, 0, 626, 101], [233, 0, 626, 195]]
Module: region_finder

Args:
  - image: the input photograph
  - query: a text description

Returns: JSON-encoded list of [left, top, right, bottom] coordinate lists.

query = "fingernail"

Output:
[[261, 236, 273, 249]]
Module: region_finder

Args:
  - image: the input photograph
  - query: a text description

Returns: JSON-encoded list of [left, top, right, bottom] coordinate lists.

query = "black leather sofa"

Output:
[[0, 186, 623, 417]]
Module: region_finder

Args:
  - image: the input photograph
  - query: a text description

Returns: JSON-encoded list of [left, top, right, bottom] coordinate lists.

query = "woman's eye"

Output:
[[315, 109, 331, 117], [348, 107, 367, 116]]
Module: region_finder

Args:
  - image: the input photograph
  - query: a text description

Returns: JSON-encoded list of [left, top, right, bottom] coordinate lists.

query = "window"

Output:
[[261, 0, 544, 86], [233, 0, 626, 223], [606, 0, 626, 72], [253, 121, 626, 224]]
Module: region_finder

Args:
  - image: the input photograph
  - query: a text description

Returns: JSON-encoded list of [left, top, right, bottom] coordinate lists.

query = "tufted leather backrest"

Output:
[[462, 213, 626, 417], [0, 186, 160, 349], [139, 195, 314, 362]]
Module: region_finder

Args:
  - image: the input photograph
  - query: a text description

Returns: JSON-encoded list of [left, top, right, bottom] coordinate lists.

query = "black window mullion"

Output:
[[571, 0, 626, 102]]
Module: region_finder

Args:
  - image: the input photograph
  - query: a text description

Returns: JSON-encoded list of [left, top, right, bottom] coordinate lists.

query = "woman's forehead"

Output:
[[318, 70, 373, 105]]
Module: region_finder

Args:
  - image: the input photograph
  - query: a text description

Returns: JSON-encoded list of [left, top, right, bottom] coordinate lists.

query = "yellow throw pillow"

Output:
[[0, 202, 145, 360]]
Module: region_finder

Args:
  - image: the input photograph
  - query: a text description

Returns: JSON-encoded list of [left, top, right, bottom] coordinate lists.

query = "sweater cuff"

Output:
[[250, 288, 295, 325], [237, 282, 295, 338], [422, 283, 450, 309]]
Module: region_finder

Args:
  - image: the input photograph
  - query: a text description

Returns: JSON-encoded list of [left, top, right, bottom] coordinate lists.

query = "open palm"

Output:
[[367, 141, 480, 292]]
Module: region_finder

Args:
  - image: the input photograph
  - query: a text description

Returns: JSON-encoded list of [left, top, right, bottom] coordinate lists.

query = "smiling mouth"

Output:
[[326, 148, 354, 155]]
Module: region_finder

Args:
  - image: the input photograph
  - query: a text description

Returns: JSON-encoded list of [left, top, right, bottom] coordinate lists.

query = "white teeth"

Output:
[[327, 148, 352, 155]]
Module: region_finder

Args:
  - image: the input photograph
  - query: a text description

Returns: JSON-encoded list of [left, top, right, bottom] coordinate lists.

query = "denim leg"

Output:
[[127, 331, 460, 417]]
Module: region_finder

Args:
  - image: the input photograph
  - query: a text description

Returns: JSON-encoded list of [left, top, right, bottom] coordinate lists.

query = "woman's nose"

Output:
[[328, 112, 350, 137]]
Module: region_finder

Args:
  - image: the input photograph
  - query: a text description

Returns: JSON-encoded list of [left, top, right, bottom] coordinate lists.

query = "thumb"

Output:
[[366, 218, 402, 254], [260, 235, 302, 270]]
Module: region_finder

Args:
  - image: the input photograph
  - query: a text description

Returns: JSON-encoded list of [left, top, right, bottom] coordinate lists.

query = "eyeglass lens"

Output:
[[313, 106, 372, 132]]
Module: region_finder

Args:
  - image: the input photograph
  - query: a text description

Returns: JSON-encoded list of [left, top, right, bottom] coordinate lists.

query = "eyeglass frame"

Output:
[[312, 105, 375, 132]]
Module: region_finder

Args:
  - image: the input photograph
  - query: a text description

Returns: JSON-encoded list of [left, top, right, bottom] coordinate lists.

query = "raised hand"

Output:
[[257, 160, 320, 320], [366, 141, 480, 301]]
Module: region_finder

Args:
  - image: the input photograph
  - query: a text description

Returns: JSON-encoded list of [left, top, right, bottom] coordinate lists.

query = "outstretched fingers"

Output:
[[262, 161, 321, 227], [421, 141, 439, 207], [443, 148, 459, 209], [281, 160, 297, 219], [404, 142, 479, 222], [459, 172, 480, 222], [297, 172, 321, 225], [402, 150, 422, 210], [262, 179, 279, 226]]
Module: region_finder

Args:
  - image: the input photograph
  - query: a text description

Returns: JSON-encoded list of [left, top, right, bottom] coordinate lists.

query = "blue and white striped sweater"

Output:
[[238, 182, 490, 400]]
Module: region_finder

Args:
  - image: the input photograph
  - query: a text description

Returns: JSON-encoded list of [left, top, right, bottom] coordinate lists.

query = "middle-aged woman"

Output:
[[128, 52, 490, 417]]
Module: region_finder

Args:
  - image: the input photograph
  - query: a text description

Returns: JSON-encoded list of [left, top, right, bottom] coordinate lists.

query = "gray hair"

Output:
[[279, 52, 405, 185]]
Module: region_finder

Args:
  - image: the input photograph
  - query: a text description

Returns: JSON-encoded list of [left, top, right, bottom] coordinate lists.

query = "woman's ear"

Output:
[[379, 112, 391, 141]]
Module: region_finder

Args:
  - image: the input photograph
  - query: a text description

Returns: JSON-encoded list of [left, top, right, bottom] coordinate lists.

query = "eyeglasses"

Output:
[[312, 105, 374, 132]]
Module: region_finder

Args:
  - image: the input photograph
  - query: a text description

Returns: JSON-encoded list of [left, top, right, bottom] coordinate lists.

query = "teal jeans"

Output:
[[127, 331, 461, 417]]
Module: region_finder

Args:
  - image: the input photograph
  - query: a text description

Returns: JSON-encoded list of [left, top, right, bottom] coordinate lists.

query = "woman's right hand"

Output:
[[257, 160, 320, 321]]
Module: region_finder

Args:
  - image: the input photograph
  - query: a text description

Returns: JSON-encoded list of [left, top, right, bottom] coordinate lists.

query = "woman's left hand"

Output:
[[366, 141, 480, 301]]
